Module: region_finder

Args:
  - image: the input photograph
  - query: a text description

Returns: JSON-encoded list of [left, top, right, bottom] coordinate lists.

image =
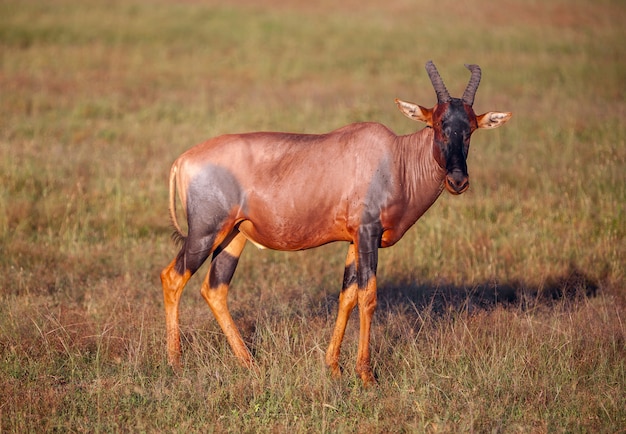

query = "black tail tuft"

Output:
[[170, 228, 186, 247]]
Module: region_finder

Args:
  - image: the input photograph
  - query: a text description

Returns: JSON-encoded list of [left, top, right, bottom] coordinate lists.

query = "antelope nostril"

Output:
[[446, 175, 469, 193]]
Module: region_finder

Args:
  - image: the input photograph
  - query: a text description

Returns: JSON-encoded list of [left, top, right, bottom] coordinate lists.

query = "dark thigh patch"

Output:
[[208, 250, 240, 288], [186, 164, 245, 236], [175, 165, 245, 275]]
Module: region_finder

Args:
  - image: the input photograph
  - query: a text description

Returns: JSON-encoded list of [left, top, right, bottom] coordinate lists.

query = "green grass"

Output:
[[1, 0, 625, 432]]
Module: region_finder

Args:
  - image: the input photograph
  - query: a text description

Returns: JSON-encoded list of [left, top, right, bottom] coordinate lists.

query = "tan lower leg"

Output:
[[161, 259, 191, 370], [325, 283, 358, 377], [356, 277, 377, 385], [325, 244, 358, 377], [201, 281, 252, 366], [201, 232, 251, 366]]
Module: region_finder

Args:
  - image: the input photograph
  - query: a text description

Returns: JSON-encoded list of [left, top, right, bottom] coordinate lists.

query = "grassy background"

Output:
[[1, 0, 625, 431]]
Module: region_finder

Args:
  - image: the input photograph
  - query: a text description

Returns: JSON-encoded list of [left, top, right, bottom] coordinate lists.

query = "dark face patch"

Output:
[[433, 98, 476, 194]]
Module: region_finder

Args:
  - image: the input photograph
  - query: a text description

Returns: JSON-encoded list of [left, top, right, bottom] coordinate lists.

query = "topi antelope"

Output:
[[160, 61, 511, 385]]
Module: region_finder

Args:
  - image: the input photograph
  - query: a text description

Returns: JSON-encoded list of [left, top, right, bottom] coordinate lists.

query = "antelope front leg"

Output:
[[326, 243, 358, 377], [354, 228, 380, 386], [356, 273, 377, 385]]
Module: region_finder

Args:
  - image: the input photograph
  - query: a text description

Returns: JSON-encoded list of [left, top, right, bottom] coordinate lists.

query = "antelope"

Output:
[[160, 61, 511, 385]]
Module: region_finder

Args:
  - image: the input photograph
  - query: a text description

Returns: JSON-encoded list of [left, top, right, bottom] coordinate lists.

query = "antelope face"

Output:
[[396, 61, 512, 195], [432, 98, 475, 195]]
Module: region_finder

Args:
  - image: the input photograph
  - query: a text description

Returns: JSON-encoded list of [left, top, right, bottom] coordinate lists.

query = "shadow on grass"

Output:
[[375, 264, 602, 315], [187, 264, 605, 359]]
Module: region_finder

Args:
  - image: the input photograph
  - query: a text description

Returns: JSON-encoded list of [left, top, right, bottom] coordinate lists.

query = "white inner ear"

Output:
[[398, 100, 418, 116], [396, 99, 431, 124], [479, 111, 512, 129]]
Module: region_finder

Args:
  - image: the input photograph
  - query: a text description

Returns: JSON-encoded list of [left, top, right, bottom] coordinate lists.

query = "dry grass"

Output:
[[1, 0, 625, 432]]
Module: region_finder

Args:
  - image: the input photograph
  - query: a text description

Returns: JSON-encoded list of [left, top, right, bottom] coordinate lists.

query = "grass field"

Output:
[[1, 0, 625, 432]]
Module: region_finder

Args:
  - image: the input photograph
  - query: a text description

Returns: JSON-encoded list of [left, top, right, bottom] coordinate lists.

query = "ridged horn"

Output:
[[425, 61, 451, 103], [462, 63, 481, 106]]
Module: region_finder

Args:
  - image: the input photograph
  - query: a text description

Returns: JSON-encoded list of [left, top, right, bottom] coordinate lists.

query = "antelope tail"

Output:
[[168, 163, 186, 245]]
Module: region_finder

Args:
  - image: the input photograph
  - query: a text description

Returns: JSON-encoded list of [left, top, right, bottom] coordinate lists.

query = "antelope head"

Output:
[[396, 61, 512, 194]]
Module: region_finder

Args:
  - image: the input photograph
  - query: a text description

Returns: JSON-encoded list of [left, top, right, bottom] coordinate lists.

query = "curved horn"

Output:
[[462, 63, 482, 106], [425, 60, 451, 103]]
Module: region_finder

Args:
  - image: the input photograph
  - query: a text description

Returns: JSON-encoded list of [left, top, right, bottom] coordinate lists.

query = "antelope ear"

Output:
[[395, 99, 433, 126], [476, 111, 512, 129]]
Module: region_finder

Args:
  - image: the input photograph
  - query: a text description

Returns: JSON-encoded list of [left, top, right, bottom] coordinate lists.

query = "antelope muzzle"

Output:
[[445, 170, 469, 195]]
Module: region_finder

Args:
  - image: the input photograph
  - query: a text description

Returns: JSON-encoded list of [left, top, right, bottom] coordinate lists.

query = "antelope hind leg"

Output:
[[161, 259, 192, 370], [201, 231, 252, 366]]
